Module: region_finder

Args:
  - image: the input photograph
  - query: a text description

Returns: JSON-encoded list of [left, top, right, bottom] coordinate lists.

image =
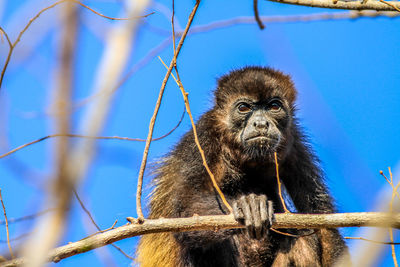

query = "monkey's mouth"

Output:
[[245, 135, 273, 144], [244, 135, 281, 150], [246, 136, 269, 142]]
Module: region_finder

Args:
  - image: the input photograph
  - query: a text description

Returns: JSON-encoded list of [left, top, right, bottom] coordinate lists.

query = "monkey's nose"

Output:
[[253, 120, 268, 129]]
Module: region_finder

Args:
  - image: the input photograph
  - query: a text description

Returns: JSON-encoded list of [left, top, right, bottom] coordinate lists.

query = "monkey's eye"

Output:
[[237, 103, 252, 113], [269, 101, 282, 112]]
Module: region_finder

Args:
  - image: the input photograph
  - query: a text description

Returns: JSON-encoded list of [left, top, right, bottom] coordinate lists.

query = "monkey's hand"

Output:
[[232, 194, 274, 240]]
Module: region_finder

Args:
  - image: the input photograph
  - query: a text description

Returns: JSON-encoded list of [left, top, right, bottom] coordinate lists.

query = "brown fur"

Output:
[[136, 233, 181, 267], [136, 67, 348, 266], [272, 236, 322, 267]]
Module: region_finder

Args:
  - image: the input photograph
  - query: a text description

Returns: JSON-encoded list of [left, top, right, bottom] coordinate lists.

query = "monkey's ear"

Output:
[[276, 73, 296, 105], [284, 83, 297, 104], [213, 86, 231, 109]]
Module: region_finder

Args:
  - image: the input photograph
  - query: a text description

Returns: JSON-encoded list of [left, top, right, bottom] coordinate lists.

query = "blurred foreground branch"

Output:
[[20, 2, 78, 267], [2, 212, 400, 266]]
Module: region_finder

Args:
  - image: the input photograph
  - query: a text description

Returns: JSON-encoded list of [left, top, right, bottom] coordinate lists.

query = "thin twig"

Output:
[[389, 168, 399, 267], [274, 152, 290, 213], [170, 0, 232, 213], [146, 11, 399, 37], [345, 236, 400, 245], [0, 232, 31, 243], [73, 189, 134, 260], [0, 27, 12, 47], [0, 189, 14, 259], [253, 0, 265, 29], [0, 27, 13, 91], [270, 228, 317, 238], [0, 106, 185, 159], [135, 0, 201, 221], [389, 220, 398, 264], [69, 0, 154, 20], [159, 57, 233, 213], [0, 0, 153, 90], [0, 209, 53, 225], [380, 170, 400, 201], [380, 0, 400, 12], [81, 220, 118, 240], [15, 0, 150, 44], [172, 0, 177, 54], [380, 170, 392, 184]]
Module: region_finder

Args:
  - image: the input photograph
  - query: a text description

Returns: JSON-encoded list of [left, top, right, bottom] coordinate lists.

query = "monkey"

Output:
[[136, 66, 348, 267]]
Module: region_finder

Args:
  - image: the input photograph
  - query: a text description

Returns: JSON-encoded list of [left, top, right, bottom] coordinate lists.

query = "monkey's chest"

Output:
[[233, 234, 277, 267]]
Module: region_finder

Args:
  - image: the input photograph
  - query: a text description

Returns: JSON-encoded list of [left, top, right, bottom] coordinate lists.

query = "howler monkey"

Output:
[[136, 67, 348, 266]]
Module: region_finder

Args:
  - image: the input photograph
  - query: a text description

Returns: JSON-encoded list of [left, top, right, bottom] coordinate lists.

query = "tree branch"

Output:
[[3, 212, 400, 266], [267, 0, 400, 12], [135, 0, 201, 220]]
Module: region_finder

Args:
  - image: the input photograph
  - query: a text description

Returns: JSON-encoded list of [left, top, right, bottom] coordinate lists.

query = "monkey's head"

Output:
[[214, 67, 297, 162]]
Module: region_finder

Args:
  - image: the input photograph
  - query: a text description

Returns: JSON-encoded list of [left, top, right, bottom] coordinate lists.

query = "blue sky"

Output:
[[0, 0, 399, 266]]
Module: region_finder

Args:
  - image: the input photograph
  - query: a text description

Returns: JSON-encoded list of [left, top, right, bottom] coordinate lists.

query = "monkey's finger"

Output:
[[259, 195, 268, 222], [259, 195, 268, 236], [249, 194, 262, 239], [233, 201, 244, 222], [267, 200, 274, 227], [240, 196, 255, 238]]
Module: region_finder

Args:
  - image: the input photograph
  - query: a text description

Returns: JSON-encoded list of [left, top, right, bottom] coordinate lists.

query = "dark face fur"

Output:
[[230, 97, 289, 159], [214, 67, 296, 162]]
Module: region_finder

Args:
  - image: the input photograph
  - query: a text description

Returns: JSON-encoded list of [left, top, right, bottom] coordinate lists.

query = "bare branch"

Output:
[[135, 0, 201, 220], [68, 0, 154, 20], [73, 189, 134, 260], [0, 26, 13, 91], [388, 167, 399, 266], [345, 236, 400, 245], [188, 11, 398, 33], [168, 1, 232, 214], [274, 152, 290, 213], [3, 212, 400, 266], [73, 10, 398, 110], [0, 106, 185, 160], [0, 232, 30, 243], [266, 0, 400, 11], [0, 189, 14, 259], [0, 209, 53, 225], [158, 56, 233, 213], [254, 0, 265, 29], [0, 0, 153, 90]]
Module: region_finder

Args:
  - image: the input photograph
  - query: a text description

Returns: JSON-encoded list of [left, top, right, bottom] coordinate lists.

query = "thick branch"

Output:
[[3, 212, 400, 266], [267, 0, 400, 11]]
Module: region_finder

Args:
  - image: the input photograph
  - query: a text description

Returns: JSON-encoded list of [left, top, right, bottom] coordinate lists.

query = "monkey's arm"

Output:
[[281, 135, 335, 213], [281, 142, 349, 265], [172, 189, 239, 247]]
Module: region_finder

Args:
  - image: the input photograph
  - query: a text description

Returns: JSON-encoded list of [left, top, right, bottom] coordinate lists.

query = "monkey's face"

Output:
[[214, 67, 297, 162], [227, 96, 291, 161]]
